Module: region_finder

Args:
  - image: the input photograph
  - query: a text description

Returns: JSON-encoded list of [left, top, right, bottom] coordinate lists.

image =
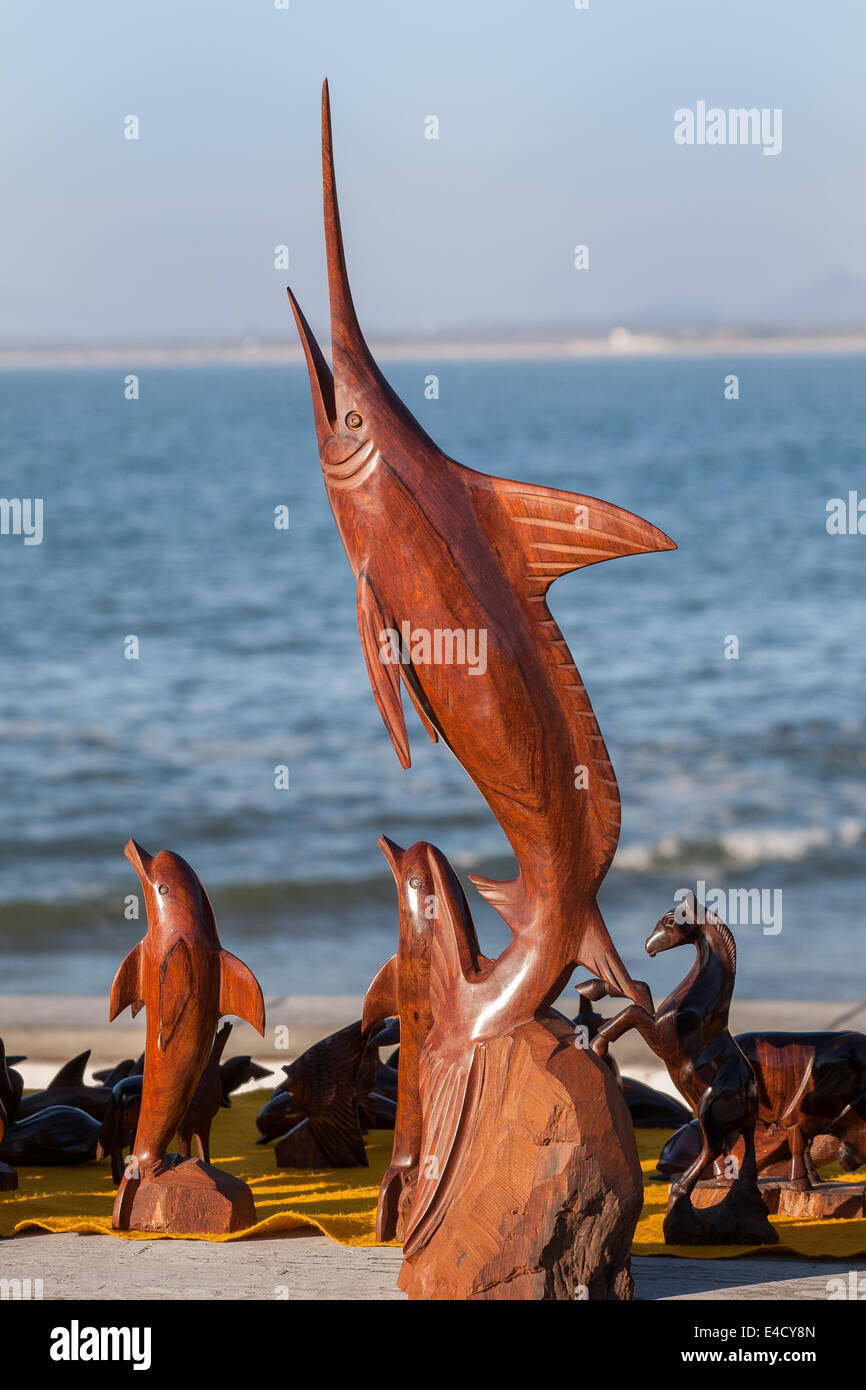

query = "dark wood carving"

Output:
[[256, 1020, 391, 1167], [288, 82, 674, 1295], [109, 840, 265, 1234], [95, 1074, 144, 1183], [92, 1056, 144, 1087], [572, 991, 693, 1129], [219, 1055, 273, 1106], [658, 1030, 866, 1218], [0, 1070, 16, 1189], [16, 1050, 112, 1122], [590, 894, 777, 1244], [0, 1037, 98, 1168]]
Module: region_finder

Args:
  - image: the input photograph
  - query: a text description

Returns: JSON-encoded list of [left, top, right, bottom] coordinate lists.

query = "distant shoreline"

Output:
[[2, 330, 866, 371]]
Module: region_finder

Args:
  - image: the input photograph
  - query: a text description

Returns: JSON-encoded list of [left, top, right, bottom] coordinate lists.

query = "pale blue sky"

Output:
[[1, 0, 863, 345]]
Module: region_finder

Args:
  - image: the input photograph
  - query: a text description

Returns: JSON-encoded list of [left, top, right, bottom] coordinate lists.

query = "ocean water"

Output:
[[0, 355, 864, 1002]]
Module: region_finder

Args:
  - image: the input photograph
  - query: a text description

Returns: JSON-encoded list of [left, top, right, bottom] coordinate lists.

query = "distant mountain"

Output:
[[756, 272, 866, 330]]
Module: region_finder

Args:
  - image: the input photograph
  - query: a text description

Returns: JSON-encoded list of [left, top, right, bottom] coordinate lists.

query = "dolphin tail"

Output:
[[219, 952, 266, 1036]]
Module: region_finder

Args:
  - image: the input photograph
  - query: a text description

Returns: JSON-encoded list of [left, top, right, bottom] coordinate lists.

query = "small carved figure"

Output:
[[109, 841, 265, 1234], [590, 895, 777, 1245]]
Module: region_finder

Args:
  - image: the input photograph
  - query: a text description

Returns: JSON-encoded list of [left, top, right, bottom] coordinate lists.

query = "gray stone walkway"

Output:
[[2, 1231, 865, 1301]]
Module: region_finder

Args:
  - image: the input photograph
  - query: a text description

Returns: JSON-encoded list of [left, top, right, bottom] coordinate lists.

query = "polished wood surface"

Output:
[[591, 895, 777, 1245], [287, 82, 673, 1294], [378, 842, 642, 1298], [362, 838, 439, 1240], [109, 840, 265, 1233], [659, 1028, 866, 1218], [288, 81, 673, 1021]]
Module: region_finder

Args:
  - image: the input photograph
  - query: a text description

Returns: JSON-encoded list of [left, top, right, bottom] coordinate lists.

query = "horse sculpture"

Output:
[[588, 893, 777, 1245]]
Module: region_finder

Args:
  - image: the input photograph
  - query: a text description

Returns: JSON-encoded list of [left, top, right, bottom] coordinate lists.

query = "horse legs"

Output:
[[591, 1005, 659, 1060], [786, 1125, 810, 1189]]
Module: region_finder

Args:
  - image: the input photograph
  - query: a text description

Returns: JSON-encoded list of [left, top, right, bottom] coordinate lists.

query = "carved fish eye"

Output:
[[158, 884, 169, 896], [409, 875, 421, 889], [345, 411, 363, 430]]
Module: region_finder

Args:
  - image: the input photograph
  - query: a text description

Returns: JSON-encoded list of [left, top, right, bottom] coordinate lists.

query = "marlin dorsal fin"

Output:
[[219, 951, 266, 1035], [468, 473, 675, 600], [47, 1049, 91, 1089]]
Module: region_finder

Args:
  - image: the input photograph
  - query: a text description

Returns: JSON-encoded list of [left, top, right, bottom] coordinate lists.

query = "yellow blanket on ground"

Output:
[[3, 1099, 866, 1258]]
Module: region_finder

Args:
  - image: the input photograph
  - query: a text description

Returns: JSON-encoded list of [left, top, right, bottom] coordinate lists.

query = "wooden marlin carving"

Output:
[[109, 840, 265, 1234], [366, 840, 643, 1299], [288, 82, 675, 1017]]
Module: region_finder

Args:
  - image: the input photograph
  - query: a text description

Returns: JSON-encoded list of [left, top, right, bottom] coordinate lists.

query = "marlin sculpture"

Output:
[[289, 82, 675, 1015]]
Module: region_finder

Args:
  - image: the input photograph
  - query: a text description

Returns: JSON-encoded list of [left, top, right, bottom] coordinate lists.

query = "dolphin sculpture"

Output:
[[288, 82, 674, 1013], [109, 840, 265, 1207]]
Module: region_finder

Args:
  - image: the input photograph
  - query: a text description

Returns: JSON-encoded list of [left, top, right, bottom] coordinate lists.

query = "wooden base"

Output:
[[112, 1158, 256, 1235], [398, 1015, 643, 1300], [664, 1182, 777, 1245], [762, 1180, 864, 1220], [0, 1160, 17, 1191], [689, 1177, 865, 1220]]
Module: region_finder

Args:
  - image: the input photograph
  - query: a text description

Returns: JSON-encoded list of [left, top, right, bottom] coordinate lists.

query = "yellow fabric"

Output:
[[4, 1103, 866, 1257], [634, 1128, 866, 1259], [2, 1092, 397, 1245]]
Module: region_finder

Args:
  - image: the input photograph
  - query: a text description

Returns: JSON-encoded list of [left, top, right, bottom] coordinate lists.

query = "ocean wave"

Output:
[[614, 819, 864, 872]]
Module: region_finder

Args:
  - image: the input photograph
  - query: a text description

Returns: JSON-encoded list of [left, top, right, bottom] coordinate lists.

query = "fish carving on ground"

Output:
[[288, 82, 675, 1014], [109, 840, 265, 1227]]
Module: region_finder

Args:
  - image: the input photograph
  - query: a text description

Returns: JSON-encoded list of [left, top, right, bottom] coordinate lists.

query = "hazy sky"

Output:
[[1, 0, 864, 345]]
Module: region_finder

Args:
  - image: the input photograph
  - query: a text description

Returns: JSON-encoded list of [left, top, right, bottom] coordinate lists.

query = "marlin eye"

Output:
[[409, 875, 421, 889], [345, 411, 363, 430], [158, 884, 169, 896]]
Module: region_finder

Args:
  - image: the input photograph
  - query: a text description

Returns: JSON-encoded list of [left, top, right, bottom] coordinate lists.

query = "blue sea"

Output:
[[0, 355, 864, 1001]]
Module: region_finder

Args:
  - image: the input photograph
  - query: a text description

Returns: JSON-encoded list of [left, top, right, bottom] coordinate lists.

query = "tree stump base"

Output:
[[112, 1158, 256, 1235], [398, 1015, 643, 1301]]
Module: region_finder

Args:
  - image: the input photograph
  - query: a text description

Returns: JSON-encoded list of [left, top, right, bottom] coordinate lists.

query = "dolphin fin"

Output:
[[356, 571, 411, 769], [109, 942, 144, 1021], [219, 951, 266, 1035], [46, 1049, 91, 1089], [362, 955, 398, 1033], [468, 474, 675, 599]]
